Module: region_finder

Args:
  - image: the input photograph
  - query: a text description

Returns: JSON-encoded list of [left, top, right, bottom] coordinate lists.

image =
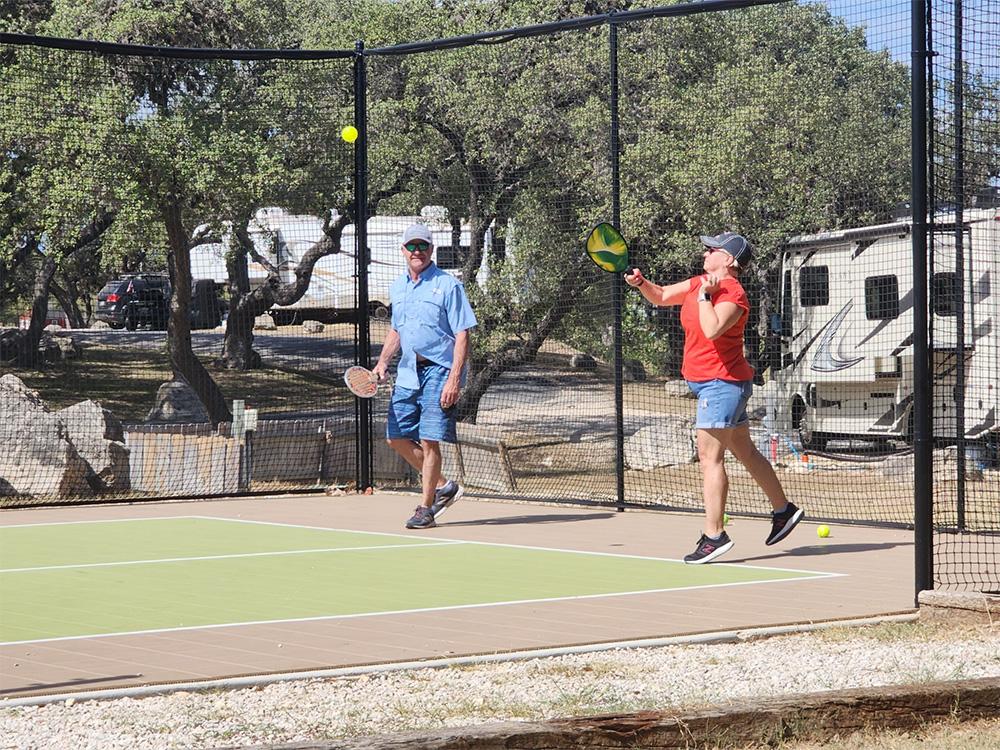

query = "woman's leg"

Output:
[[697, 428, 729, 536], [719, 424, 788, 511]]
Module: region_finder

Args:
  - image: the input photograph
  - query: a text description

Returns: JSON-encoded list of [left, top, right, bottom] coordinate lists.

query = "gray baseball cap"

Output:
[[401, 224, 433, 246], [700, 232, 753, 266]]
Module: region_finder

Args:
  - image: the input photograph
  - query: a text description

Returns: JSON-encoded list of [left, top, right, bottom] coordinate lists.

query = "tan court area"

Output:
[[0, 492, 916, 700]]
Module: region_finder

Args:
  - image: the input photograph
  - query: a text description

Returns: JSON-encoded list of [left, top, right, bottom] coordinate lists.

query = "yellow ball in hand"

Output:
[[817, 525, 831, 538], [341, 125, 359, 144]]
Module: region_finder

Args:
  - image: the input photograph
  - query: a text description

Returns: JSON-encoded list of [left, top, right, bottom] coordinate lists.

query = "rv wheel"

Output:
[[797, 407, 827, 452]]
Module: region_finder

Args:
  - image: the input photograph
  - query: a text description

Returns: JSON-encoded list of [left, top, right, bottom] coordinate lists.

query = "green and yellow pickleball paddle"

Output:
[[585, 222, 629, 273]]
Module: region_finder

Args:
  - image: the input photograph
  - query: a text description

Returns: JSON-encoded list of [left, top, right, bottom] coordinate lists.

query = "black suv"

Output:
[[96, 275, 170, 330], [96, 275, 226, 330]]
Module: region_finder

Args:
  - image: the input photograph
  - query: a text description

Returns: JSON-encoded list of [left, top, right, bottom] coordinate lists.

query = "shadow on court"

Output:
[[728, 541, 912, 564], [438, 512, 618, 527]]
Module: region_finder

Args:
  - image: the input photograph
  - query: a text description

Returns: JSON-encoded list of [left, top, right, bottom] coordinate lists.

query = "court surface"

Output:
[[0, 492, 916, 699]]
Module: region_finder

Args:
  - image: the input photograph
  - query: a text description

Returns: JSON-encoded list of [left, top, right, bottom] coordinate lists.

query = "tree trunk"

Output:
[[458, 261, 593, 423], [13, 253, 57, 366], [162, 200, 231, 424], [49, 281, 86, 329]]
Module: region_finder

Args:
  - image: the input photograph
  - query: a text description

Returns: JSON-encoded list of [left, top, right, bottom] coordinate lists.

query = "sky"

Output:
[[824, 0, 998, 75]]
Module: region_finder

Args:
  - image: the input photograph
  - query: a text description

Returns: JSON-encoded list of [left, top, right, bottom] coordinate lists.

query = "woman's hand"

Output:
[[700, 274, 721, 296], [624, 268, 646, 288]]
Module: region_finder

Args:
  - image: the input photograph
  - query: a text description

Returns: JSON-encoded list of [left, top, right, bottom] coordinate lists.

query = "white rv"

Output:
[[765, 207, 999, 450], [189, 207, 492, 324]]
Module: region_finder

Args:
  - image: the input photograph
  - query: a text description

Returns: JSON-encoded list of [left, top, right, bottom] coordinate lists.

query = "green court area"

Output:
[[0, 517, 833, 644]]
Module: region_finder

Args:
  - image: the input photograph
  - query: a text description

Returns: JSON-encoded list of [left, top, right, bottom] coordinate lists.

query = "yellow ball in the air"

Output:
[[341, 125, 359, 144], [723, 513, 730, 526], [817, 525, 831, 538]]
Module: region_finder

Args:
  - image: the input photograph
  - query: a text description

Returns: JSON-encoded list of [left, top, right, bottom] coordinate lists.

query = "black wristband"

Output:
[[637, 278, 645, 287]]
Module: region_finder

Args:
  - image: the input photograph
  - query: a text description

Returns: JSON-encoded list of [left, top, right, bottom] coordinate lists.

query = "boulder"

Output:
[[146, 380, 210, 423], [623, 359, 646, 382], [90, 319, 111, 330], [664, 380, 695, 399], [254, 314, 277, 331], [570, 353, 597, 371], [0, 374, 91, 497], [624, 416, 697, 470], [303, 320, 325, 334], [59, 400, 130, 491]]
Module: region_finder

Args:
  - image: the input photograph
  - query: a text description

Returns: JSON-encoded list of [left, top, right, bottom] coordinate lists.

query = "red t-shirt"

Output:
[[679, 276, 754, 382]]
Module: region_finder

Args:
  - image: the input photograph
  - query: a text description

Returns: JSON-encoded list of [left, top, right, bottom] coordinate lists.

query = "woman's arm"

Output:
[[624, 269, 691, 307]]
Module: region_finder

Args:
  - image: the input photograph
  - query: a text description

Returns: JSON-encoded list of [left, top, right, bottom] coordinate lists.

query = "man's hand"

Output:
[[372, 361, 389, 382], [440, 376, 461, 409]]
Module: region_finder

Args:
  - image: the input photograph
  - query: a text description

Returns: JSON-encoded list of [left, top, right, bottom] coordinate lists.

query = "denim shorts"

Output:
[[386, 362, 458, 443], [686, 379, 753, 429]]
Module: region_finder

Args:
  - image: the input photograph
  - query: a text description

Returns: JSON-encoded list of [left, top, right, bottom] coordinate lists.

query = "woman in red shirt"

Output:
[[625, 232, 803, 564]]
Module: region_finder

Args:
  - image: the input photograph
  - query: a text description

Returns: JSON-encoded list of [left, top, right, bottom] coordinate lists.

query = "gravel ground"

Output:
[[1, 620, 998, 750]]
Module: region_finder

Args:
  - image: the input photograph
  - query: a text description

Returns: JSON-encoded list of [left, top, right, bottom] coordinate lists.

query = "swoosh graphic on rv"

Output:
[[811, 301, 864, 372]]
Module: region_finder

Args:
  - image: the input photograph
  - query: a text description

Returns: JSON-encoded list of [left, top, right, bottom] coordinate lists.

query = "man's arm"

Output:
[[373, 328, 400, 381], [440, 329, 469, 409]]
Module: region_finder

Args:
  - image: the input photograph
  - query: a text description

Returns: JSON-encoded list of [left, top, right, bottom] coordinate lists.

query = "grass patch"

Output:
[[813, 618, 995, 645], [769, 717, 1000, 750], [5, 343, 349, 421]]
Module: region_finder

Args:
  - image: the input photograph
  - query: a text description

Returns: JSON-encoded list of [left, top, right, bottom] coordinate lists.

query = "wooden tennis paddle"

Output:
[[343, 366, 390, 398]]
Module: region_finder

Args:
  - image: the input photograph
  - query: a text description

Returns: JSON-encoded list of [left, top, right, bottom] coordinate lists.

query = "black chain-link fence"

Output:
[[1, 0, 996, 592]]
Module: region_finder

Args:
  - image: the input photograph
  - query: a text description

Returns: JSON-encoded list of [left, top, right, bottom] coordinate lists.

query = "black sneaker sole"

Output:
[[431, 486, 465, 520], [683, 539, 734, 565], [765, 507, 804, 546]]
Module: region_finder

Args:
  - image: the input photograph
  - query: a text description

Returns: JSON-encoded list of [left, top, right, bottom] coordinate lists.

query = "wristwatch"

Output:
[[699, 292, 712, 302]]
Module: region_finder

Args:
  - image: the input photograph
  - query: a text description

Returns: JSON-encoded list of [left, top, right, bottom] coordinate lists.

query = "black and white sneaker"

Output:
[[430, 480, 464, 520], [765, 502, 804, 546], [683, 531, 734, 565]]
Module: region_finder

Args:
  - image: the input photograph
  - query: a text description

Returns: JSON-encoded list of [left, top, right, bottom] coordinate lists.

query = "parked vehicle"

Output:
[[764, 207, 1000, 451], [189, 207, 494, 325], [96, 275, 170, 330], [95, 275, 226, 331]]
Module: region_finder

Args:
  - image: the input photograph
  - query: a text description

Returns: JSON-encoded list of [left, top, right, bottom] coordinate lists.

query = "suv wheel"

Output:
[[124, 306, 137, 331]]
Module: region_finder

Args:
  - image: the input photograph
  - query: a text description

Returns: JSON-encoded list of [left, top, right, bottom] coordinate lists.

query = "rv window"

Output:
[[800, 266, 829, 307], [781, 270, 792, 337], [436, 245, 468, 270], [864, 275, 899, 320], [932, 272, 959, 316]]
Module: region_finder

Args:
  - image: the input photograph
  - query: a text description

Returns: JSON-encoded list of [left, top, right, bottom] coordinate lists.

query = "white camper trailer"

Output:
[[765, 207, 1000, 451], [189, 207, 492, 324]]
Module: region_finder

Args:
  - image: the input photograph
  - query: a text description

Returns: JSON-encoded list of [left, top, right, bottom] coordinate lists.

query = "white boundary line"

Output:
[[0, 541, 462, 573], [0, 612, 920, 708], [1, 572, 842, 647], [197, 516, 832, 576]]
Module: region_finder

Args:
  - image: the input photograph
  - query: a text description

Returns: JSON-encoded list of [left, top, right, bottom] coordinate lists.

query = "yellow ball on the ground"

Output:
[[341, 125, 359, 143], [817, 525, 831, 538]]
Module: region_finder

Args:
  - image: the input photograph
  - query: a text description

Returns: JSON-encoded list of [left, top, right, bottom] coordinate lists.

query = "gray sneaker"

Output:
[[405, 505, 436, 530], [430, 480, 464, 519]]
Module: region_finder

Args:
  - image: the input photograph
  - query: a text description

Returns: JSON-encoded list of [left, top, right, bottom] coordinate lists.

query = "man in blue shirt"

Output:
[[373, 224, 478, 529]]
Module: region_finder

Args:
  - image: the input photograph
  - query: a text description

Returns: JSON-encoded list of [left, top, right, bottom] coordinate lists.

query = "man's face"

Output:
[[402, 240, 433, 274]]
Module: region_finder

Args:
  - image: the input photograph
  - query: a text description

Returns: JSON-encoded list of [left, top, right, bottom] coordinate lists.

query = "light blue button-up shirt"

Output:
[[390, 263, 478, 390]]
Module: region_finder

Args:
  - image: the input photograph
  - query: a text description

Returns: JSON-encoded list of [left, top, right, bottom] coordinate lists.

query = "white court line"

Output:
[[0, 515, 204, 529], [1, 514, 842, 577], [0, 541, 462, 574], [199, 516, 835, 577], [0, 574, 843, 646]]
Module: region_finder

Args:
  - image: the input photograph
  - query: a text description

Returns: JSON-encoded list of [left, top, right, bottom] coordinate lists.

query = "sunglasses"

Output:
[[404, 242, 430, 253]]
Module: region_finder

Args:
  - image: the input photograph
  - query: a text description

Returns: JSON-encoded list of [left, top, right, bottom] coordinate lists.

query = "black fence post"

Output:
[[911, 0, 933, 601], [610, 21, 625, 513], [354, 40, 374, 492], [953, 0, 967, 531]]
